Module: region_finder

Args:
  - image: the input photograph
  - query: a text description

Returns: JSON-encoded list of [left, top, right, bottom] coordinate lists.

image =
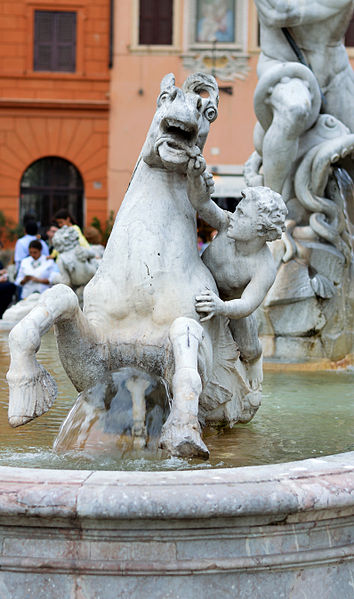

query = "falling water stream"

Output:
[[0, 328, 353, 471]]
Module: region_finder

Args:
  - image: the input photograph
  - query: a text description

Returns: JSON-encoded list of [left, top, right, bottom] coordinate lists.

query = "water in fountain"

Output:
[[0, 329, 353, 471]]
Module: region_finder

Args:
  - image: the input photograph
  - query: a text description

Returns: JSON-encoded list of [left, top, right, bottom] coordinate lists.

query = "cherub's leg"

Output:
[[229, 315, 263, 390], [7, 284, 85, 427], [159, 317, 209, 459]]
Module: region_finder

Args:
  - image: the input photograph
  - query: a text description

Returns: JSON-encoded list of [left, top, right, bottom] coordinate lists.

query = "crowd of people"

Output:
[[0, 210, 104, 318]]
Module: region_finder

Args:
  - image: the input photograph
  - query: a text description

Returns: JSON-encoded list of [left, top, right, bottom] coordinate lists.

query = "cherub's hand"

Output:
[[202, 170, 215, 196], [187, 151, 214, 207], [187, 150, 206, 180], [195, 288, 225, 322]]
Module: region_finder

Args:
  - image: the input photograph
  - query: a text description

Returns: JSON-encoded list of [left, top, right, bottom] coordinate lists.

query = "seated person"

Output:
[[15, 240, 58, 299], [188, 158, 287, 375], [0, 261, 16, 318], [54, 209, 89, 248], [14, 221, 49, 271], [84, 226, 105, 259], [45, 223, 59, 259]]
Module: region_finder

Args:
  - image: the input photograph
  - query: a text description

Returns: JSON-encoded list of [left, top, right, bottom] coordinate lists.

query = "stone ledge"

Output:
[[0, 452, 353, 525]]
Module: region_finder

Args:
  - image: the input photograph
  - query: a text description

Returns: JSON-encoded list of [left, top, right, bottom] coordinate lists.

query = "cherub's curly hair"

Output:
[[52, 225, 79, 252], [241, 186, 287, 241]]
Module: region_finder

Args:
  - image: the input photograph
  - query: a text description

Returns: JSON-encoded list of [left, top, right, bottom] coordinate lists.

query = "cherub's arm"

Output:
[[195, 261, 276, 322], [255, 0, 351, 27], [187, 153, 228, 231]]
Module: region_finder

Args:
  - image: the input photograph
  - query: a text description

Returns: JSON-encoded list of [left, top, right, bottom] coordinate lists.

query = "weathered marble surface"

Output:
[[7, 73, 281, 459], [0, 452, 353, 597], [2, 293, 41, 325], [51, 226, 99, 306], [247, 0, 354, 362]]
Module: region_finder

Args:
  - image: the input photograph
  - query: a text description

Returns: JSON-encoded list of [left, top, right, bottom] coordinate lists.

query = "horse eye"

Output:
[[159, 92, 169, 103], [204, 106, 217, 122]]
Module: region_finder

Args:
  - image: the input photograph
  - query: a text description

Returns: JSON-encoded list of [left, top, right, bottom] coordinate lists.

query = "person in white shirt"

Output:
[[15, 240, 58, 299], [14, 221, 49, 271]]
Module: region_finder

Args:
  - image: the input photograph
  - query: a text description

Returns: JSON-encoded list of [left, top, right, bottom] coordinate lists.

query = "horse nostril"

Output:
[[197, 97, 202, 111]]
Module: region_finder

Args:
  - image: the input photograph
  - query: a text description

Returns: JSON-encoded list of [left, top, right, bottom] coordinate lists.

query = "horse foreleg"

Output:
[[159, 317, 209, 459], [7, 284, 81, 427]]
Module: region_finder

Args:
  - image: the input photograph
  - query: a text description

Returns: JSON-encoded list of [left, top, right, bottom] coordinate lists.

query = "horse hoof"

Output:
[[159, 423, 209, 459], [8, 415, 32, 428]]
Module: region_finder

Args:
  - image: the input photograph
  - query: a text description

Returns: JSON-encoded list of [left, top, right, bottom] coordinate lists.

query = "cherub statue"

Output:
[[51, 226, 98, 305], [187, 159, 287, 385]]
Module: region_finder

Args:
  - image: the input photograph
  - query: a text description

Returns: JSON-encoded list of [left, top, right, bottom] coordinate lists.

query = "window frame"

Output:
[[26, 1, 85, 77], [131, 0, 181, 53]]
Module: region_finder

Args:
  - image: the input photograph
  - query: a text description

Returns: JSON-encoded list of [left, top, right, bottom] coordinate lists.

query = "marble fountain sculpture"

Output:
[[7, 72, 287, 460], [245, 0, 354, 362], [1, 63, 353, 598], [50, 225, 99, 307]]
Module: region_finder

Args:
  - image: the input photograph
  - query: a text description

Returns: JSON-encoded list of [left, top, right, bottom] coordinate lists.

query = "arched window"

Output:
[[20, 157, 84, 228]]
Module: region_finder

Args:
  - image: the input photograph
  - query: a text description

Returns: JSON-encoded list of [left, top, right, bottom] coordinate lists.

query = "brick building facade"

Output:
[[0, 0, 110, 232], [0, 0, 353, 236]]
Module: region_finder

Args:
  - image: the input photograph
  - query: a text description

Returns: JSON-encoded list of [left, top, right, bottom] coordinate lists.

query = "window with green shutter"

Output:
[[34, 11, 77, 72]]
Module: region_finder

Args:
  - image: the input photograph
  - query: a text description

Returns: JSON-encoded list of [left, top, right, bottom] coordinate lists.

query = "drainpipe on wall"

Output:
[[109, 0, 114, 68]]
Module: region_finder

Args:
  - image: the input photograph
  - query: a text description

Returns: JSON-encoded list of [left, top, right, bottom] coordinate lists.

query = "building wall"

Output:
[[108, 0, 354, 213], [1, 0, 353, 227], [0, 0, 110, 231]]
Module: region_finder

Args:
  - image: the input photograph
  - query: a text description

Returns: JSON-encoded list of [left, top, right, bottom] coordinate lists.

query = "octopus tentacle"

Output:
[[243, 151, 264, 187], [311, 134, 354, 196], [295, 137, 354, 262]]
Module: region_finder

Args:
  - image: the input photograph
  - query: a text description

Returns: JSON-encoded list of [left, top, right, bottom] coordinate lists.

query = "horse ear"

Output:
[[160, 73, 175, 92], [182, 72, 219, 107]]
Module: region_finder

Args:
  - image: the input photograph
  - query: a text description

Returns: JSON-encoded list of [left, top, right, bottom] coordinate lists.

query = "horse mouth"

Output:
[[158, 118, 197, 150]]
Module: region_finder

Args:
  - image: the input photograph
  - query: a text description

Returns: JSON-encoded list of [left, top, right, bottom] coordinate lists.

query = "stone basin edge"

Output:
[[0, 451, 353, 525]]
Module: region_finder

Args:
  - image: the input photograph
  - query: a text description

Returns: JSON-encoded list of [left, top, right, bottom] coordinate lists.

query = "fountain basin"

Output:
[[0, 452, 353, 598]]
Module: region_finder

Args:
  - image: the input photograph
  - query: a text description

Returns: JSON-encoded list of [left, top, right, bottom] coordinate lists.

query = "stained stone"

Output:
[[268, 298, 326, 337]]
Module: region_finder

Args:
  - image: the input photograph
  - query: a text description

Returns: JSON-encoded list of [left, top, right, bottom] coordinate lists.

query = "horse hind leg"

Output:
[[159, 316, 209, 459], [7, 284, 84, 427]]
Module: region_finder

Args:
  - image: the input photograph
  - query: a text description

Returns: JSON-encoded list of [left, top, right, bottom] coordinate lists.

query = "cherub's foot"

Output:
[[7, 363, 57, 427], [159, 412, 209, 459]]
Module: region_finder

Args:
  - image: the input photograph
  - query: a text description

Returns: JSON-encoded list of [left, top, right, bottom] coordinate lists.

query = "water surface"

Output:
[[0, 329, 353, 471]]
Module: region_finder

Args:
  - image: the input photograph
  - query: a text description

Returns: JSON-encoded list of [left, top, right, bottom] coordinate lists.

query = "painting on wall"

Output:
[[196, 0, 235, 43]]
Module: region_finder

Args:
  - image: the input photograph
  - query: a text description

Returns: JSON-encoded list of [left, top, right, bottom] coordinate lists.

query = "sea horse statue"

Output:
[[7, 73, 265, 459]]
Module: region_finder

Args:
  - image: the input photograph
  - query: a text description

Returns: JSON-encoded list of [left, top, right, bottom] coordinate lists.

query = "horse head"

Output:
[[142, 72, 219, 173]]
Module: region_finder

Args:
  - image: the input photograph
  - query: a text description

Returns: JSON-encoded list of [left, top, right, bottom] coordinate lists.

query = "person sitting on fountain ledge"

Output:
[[188, 167, 287, 384], [15, 239, 58, 299]]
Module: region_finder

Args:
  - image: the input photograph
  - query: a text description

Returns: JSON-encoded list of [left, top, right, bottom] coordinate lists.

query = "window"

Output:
[[139, 0, 173, 45], [20, 157, 84, 228], [182, 1, 249, 82], [34, 10, 77, 72], [345, 12, 354, 47]]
